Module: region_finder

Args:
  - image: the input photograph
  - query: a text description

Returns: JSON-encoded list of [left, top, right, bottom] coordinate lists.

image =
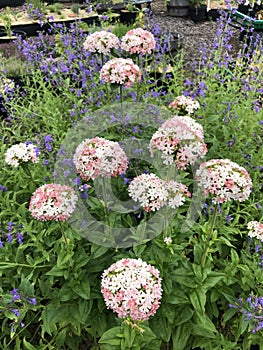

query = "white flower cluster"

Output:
[[83, 30, 120, 55], [73, 137, 128, 180], [195, 159, 252, 204], [29, 184, 78, 221], [149, 116, 207, 170], [100, 57, 141, 88], [168, 95, 200, 115], [101, 258, 162, 321], [247, 221, 263, 242], [128, 173, 191, 212], [5, 142, 40, 167], [121, 28, 156, 55]]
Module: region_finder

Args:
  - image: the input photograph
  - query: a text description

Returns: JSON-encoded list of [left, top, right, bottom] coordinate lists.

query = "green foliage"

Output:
[[0, 11, 262, 350]]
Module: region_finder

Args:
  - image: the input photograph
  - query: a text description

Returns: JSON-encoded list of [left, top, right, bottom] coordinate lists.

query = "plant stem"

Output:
[[120, 84, 125, 126], [201, 203, 218, 267], [59, 221, 73, 268], [102, 178, 112, 237]]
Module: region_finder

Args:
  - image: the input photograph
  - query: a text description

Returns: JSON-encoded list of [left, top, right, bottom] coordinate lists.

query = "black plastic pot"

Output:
[[169, 32, 184, 54], [189, 5, 207, 22], [206, 8, 220, 21], [120, 10, 138, 24], [0, 0, 25, 8]]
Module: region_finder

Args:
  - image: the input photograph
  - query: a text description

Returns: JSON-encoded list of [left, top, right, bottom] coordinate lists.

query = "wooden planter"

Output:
[[0, 30, 26, 44], [167, 0, 190, 17]]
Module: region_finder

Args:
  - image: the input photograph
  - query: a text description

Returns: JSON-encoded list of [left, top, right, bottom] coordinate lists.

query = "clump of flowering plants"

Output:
[[195, 158, 252, 204], [29, 183, 78, 221], [73, 137, 129, 181], [101, 258, 162, 321], [168, 95, 200, 115], [5, 142, 40, 168], [149, 115, 208, 169], [0, 7, 263, 350], [121, 28, 156, 55], [83, 30, 120, 55], [100, 57, 142, 88]]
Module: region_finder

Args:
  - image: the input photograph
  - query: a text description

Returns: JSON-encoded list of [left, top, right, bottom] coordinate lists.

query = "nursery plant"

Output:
[[0, 6, 262, 350]]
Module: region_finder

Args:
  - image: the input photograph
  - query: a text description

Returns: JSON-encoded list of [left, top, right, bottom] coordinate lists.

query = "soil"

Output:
[[150, 0, 241, 67]]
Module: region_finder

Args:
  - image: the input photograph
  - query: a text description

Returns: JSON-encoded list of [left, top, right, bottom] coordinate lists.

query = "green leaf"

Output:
[[192, 314, 217, 338], [91, 244, 109, 259], [46, 266, 65, 277], [223, 307, 238, 323], [57, 250, 74, 268], [172, 321, 193, 350], [72, 279, 90, 300], [23, 338, 37, 350], [203, 272, 225, 289], [150, 315, 172, 342], [190, 289, 206, 315], [173, 306, 194, 326], [166, 290, 189, 305], [99, 326, 122, 349]]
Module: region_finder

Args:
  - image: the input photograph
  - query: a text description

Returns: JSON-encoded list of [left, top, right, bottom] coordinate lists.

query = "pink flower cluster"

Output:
[[29, 184, 78, 221], [149, 116, 207, 170], [5, 142, 40, 167], [128, 173, 190, 212], [247, 221, 263, 242], [100, 58, 141, 88], [73, 137, 128, 180], [168, 95, 200, 115], [195, 159, 252, 204], [83, 31, 120, 55], [121, 28, 156, 55], [101, 258, 162, 321]]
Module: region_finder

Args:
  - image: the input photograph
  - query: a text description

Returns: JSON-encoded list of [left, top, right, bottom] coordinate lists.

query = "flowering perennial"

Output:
[[195, 159, 252, 204], [29, 184, 78, 221], [168, 95, 200, 115], [128, 174, 190, 211], [128, 173, 168, 212], [83, 31, 120, 55], [5, 142, 40, 167], [100, 58, 141, 88], [121, 28, 156, 55], [101, 258, 162, 321], [73, 137, 128, 180], [247, 221, 263, 242], [149, 116, 207, 169], [165, 180, 191, 208]]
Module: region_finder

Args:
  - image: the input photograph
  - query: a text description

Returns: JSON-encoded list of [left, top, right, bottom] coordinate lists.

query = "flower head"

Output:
[[128, 174, 191, 211], [5, 143, 40, 167], [101, 258, 162, 321], [149, 115, 207, 169], [247, 221, 263, 242], [128, 173, 168, 212], [121, 28, 156, 55], [100, 58, 141, 88], [73, 137, 128, 181], [29, 184, 77, 221], [83, 30, 120, 55], [165, 180, 191, 208], [195, 159, 252, 204], [168, 95, 200, 115]]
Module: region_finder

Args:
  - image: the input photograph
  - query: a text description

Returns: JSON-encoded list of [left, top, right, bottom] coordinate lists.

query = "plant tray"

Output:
[[230, 8, 263, 30]]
